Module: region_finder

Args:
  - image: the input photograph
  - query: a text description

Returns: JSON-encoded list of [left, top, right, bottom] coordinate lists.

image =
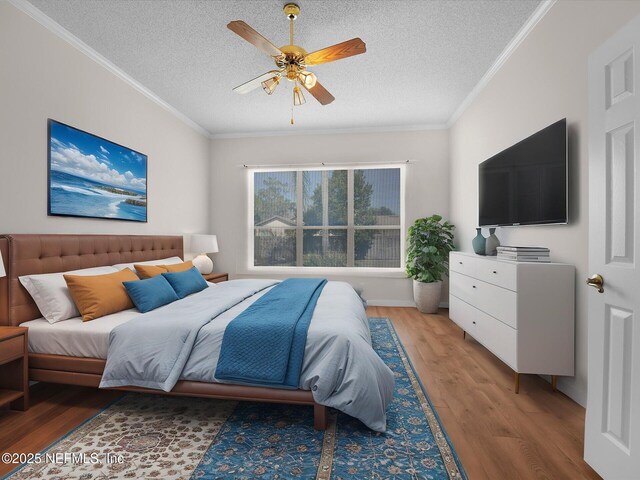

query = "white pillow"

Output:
[[19, 266, 119, 324], [111, 256, 184, 272]]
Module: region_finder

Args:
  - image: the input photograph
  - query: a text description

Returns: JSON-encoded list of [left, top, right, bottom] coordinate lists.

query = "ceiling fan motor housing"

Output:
[[275, 44, 308, 81]]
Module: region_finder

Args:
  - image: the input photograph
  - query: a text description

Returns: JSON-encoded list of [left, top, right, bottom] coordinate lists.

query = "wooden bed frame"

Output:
[[0, 234, 327, 430]]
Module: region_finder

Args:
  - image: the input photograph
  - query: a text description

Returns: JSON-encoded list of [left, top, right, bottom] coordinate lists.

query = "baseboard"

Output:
[[367, 300, 416, 307], [542, 375, 586, 407], [366, 300, 449, 308]]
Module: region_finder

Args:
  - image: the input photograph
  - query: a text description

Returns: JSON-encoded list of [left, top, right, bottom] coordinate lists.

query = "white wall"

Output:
[[0, 2, 210, 237], [210, 129, 450, 305], [449, 0, 640, 405]]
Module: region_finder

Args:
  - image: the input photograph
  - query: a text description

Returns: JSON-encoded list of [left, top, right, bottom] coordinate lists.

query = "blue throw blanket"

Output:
[[215, 278, 327, 388]]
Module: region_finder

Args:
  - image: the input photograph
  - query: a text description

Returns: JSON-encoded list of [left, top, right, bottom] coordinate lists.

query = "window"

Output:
[[252, 166, 403, 269]]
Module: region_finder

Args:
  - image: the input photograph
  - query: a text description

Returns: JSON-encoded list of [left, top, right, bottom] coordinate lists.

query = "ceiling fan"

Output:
[[228, 3, 366, 124]]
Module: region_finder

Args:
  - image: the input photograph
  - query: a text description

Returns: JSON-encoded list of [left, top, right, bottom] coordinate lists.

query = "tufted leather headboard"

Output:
[[0, 234, 183, 326]]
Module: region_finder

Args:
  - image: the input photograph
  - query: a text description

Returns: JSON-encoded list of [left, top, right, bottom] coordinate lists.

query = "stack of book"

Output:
[[496, 246, 550, 263]]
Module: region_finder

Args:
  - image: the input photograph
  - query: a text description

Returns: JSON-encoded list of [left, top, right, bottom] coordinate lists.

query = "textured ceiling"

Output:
[[26, 0, 541, 136]]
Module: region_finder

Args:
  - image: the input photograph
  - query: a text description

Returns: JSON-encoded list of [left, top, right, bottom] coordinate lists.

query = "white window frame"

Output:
[[246, 164, 406, 276]]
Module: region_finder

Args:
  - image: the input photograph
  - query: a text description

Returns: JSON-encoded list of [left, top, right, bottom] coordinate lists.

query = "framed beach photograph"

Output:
[[47, 119, 148, 222]]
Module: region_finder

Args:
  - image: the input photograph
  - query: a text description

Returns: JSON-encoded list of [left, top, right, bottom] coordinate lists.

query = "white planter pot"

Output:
[[413, 280, 442, 314]]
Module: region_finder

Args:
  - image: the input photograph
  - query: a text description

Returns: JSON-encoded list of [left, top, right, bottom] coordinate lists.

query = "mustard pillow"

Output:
[[64, 269, 139, 321], [165, 261, 193, 273], [134, 264, 166, 279], [135, 261, 193, 279]]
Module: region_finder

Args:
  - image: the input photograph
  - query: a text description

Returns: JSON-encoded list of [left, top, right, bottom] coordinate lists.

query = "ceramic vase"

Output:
[[485, 228, 500, 256], [472, 228, 486, 255]]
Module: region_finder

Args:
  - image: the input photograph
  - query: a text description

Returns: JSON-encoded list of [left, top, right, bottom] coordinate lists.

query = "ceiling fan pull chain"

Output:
[[291, 82, 295, 124]]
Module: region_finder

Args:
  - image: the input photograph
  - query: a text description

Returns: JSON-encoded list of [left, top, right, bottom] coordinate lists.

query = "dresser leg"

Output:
[[551, 375, 558, 391], [514, 372, 520, 394]]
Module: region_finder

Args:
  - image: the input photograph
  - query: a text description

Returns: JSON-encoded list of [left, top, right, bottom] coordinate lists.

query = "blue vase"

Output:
[[485, 228, 500, 256], [472, 228, 486, 255]]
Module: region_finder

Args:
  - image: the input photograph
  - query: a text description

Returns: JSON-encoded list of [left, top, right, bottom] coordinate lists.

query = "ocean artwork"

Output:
[[47, 120, 147, 222]]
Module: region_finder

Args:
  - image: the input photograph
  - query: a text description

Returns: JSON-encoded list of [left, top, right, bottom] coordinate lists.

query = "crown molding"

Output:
[[210, 123, 449, 139], [7, 0, 211, 138], [446, 0, 556, 128]]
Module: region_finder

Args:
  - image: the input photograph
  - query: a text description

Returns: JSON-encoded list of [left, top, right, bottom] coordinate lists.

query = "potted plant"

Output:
[[406, 215, 455, 313]]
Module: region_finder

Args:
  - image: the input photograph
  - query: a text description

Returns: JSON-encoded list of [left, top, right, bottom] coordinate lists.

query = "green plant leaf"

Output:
[[405, 214, 455, 282]]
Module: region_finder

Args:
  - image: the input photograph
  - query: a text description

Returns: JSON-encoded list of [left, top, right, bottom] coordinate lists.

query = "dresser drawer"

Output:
[[0, 336, 24, 365], [449, 253, 481, 277], [449, 294, 478, 335], [475, 260, 517, 291], [474, 308, 517, 370], [449, 271, 517, 329], [450, 253, 517, 291]]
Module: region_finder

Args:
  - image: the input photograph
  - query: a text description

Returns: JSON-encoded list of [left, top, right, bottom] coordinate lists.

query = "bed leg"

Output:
[[314, 403, 327, 431]]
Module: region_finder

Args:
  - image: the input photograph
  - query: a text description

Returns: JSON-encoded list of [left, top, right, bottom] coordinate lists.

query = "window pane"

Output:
[[303, 229, 347, 267], [355, 229, 401, 268], [354, 168, 401, 226], [254, 228, 296, 266], [303, 170, 347, 226], [254, 171, 297, 225]]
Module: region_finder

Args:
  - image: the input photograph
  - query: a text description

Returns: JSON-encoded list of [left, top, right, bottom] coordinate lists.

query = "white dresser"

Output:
[[449, 251, 575, 392]]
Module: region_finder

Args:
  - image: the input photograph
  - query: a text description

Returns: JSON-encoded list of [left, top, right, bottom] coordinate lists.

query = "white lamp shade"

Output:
[[190, 234, 219, 254], [0, 251, 5, 278]]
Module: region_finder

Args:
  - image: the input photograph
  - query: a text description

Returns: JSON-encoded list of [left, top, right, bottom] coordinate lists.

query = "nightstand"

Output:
[[202, 272, 229, 283], [0, 327, 28, 411]]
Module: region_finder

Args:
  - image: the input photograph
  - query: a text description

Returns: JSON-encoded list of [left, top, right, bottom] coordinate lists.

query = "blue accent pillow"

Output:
[[162, 267, 209, 299], [123, 275, 179, 313]]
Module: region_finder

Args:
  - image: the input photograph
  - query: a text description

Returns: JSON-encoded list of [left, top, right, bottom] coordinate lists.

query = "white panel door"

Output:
[[586, 14, 640, 480]]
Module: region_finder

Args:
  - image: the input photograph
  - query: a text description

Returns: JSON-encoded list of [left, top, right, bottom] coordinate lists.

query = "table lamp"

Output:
[[190, 234, 219, 274]]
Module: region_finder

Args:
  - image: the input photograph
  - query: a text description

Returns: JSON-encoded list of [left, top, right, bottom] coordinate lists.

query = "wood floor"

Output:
[[369, 306, 600, 480], [0, 307, 599, 479]]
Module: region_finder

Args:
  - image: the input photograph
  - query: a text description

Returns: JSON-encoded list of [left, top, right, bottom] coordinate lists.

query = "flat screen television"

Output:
[[47, 119, 148, 222], [479, 118, 567, 227]]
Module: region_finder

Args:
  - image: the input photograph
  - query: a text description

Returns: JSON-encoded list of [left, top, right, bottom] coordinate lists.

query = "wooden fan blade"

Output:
[[227, 21, 283, 58], [302, 80, 335, 105], [304, 38, 366, 66], [233, 71, 280, 94]]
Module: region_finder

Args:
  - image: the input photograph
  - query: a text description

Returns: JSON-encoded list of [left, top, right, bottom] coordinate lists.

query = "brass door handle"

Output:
[[586, 274, 604, 293]]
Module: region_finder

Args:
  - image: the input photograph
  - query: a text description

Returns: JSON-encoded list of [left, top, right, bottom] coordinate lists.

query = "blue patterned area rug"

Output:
[[3, 318, 466, 480]]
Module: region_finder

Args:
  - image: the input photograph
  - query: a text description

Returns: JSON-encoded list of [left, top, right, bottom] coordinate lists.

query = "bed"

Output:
[[0, 234, 394, 431]]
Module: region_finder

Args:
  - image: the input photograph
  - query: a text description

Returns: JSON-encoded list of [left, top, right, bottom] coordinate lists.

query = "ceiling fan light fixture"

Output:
[[298, 70, 317, 89], [262, 76, 280, 95], [293, 85, 306, 106]]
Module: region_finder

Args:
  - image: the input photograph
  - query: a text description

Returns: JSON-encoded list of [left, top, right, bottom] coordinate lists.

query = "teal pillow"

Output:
[[162, 267, 208, 299], [123, 275, 179, 313]]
